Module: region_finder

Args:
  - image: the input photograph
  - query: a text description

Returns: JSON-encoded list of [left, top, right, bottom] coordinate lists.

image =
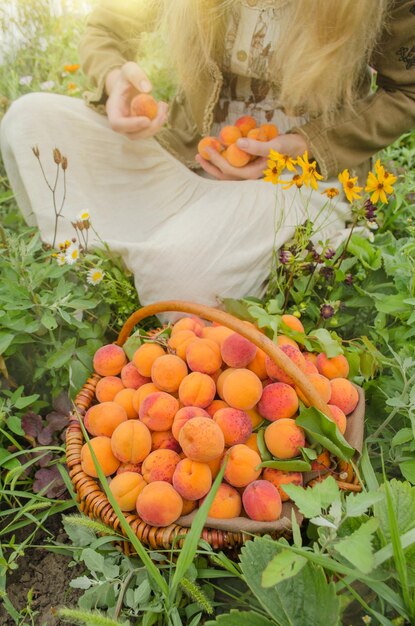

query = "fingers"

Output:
[[122, 61, 152, 93], [195, 154, 237, 180], [236, 138, 273, 158], [126, 101, 169, 140], [195, 151, 267, 181]]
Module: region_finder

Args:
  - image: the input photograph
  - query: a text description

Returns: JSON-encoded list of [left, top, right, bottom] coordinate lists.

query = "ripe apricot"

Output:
[[173, 458, 212, 500], [186, 338, 222, 375], [303, 360, 319, 375], [141, 449, 181, 483], [257, 382, 299, 420], [151, 354, 188, 393], [247, 348, 268, 380], [139, 391, 179, 431], [178, 371, 216, 408], [205, 399, 230, 417], [213, 408, 252, 446], [201, 324, 234, 348], [206, 454, 224, 479], [179, 417, 225, 462], [246, 407, 263, 428], [264, 419, 306, 459], [200, 483, 242, 519], [136, 481, 183, 527], [326, 404, 347, 434], [132, 382, 160, 414], [222, 368, 263, 410], [265, 344, 307, 385], [263, 468, 303, 501], [219, 125, 243, 146], [260, 123, 279, 140], [116, 462, 142, 475], [242, 480, 282, 521], [120, 362, 150, 390], [235, 115, 256, 136], [109, 472, 147, 511], [224, 143, 250, 167], [198, 137, 223, 161], [329, 378, 359, 415], [221, 333, 257, 368], [81, 436, 120, 477], [171, 316, 205, 337], [316, 353, 350, 379], [114, 388, 139, 419], [151, 429, 181, 453], [223, 444, 261, 488], [168, 329, 196, 360], [130, 93, 158, 120], [84, 401, 128, 437], [172, 406, 210, 441], [295, 373, 331, 406], [216, 368, 237, 400], [245, 433, 260, 455], [181, 498, 197, 515], [247, 127, 268, 142], [95, 376, 125, 403], [93, 344, 127, 376], [281, 314, 304, 333], [277, 335, 299, 349], [111, 419, 152, 464], [133, 343, 165, 377]]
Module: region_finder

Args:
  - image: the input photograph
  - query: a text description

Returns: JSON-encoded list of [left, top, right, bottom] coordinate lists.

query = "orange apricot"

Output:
[[109, 472, 147, 511], [151, 354, 188, 393], [178, 371, 216, 408], [246, 407, 263, 428], [326, 404, 347, 434], [113, 388, 139, 419], [173, 458, 212, 500], [316, 353, 350, 379], [247, 348, 268, 380], [81, 436, 120, 477], [185, 338, 222, 375], [213, 408, 252, 446], [181, 498, 197, 515], [198, 137, 223, 161], [222, 368, 263, 410], [264, 419, 306, 459], [247, 127, 268, 142], [151, 429, 181, 453], [265, 344, 307, 385], [235, 115, 256, 137], [171, 316, 206, 337], [216, 368, 237, 400], [303, 351, 318, 365], [93, 344, 127, 377], [172, 406, 210, 441], [200, 483, 242, 519], [201, 324, 234, 348], [281, 314, 305, 333], [141, 449, 181, 483], [120, 362, 151, 390], [260, 123, 279, 140], [221, 333, 257, 368], [95, 376, 125, 403], [206, 454, 224, 479], [295, 373, 331, 406], [167, 329, 196, 360], [277, 335, 299, 349], [116, 462, 142, 475], [242, 480, 282, 521], [132, 382, 160, 414], [139, 391, 179, 431], [329, 378, 359, 415], [84, 401, 128, 437], [133, 343, 166, 377], [205, 399, 230, 418], [245, 433, 260, 455], [224, 143, 250, 167], [111, 419, 152, 464], [179, 417, 225, 462], [223, 444, 262, 488], [136, 481, 183, 527], [257, 382, 299, 421], [263, 468, 303, 501], [219, 125, 243, 146], [303, 360, 319, 375], [130, 93, 158, 120]]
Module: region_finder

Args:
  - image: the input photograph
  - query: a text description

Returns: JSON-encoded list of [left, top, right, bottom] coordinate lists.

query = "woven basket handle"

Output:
[[116, 300, 331, 416]]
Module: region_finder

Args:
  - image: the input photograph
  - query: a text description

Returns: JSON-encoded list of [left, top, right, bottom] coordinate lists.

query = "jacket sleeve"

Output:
[[79, 0, 159, 107], [292, 0, 415, 179]]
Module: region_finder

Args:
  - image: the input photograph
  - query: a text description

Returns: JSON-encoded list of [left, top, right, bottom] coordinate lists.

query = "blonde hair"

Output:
[[151, 0, 390, 120]]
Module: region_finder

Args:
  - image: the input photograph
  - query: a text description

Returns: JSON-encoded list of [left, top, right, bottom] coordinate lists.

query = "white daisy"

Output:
[[86, 268, 104, 285], [76, 210, 90, 222], [19, 75, 33, 86], [56, 253, 66, 266], [40, 80, 55, 91], [65, 244, 80, 265]]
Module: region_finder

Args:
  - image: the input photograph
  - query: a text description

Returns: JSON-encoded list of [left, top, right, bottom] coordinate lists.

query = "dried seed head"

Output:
[[61, 156, 68, 170], [53, 148, 62, 164], [320, 303, 335, 319], [32, 145, 40, 158]]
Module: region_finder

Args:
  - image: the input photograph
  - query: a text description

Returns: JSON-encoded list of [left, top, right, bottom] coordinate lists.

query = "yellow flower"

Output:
[[338, 169, 363, 203], [67, 82, 78, 92], [263, 162, 282, 184], [365, 168, 396, 204], [296, 151, 324, 190], [77, 210, 90, 221], [281, 174, 304, 189], [268, 150, 297, 172], [64, 63, 80, 73], [321, 187, 340, 199]]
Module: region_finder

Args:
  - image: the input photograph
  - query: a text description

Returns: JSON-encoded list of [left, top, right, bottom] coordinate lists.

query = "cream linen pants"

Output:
[[0, 93, 351, 307]]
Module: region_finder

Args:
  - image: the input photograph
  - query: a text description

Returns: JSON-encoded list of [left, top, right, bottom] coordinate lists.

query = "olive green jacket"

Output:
[[79, 0, 415, 180]]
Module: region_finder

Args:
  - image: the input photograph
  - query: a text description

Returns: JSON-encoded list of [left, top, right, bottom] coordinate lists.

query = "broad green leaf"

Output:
[[259, 459, 311, 472], [399, 460, 415, 485], [205, 611, 275, 626], [0, 332, 14, 354], [81, 548, 106, 574], [262, 550, 307, 587], [300, 446, 317, 461], [240, 539, 339, 626], [347, 234, 382, 270], [46, 338, 76, 369], [134, 579, 152, 605], [296, 407, 355, 460], [0, 448, 21, 470], [375, 479, 415, 540], [256, 429, 272, 461], [334, 518, 379, 574], [307, 329, 343, 358], [41, 311, 58, 331], [392, 428, 414, 447], [69, 576, 92, 590], [283, 476, 340, 519], [345, 491, 384, 517], [14, 394, 40, 409], [63, 517, 98, 546], [123, 335, 142, 361], [6, 415, 24, 436], [222, 298, 255, 322]]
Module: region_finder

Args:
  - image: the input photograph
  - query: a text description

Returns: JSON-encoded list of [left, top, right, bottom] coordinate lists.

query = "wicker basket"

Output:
[[66, 300, 363, 553]]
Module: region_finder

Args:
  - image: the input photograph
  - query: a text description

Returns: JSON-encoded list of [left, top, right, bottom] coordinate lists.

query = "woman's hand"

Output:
[[195, 133, 309, 181], [105, 62, 168, 140]]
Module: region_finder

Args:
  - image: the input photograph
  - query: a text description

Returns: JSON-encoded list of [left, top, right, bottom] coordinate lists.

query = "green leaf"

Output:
[[400, 461, 415, 485], [69, 576, 93, 590], [41, 311, 58, 331], [14, 394, 40, 410], [81, 548, 105, 574], [240, 539, 340, 626], [259, 459, 311, 472], [347, 234, 382, 270], [6, 415, 24, 436], [256, 429, 272, 461], [334, 518, 379, 573], [345, 491, 384, 517], [222, 298, 255, 322], [283, 476, 340, 519], [134, 579, 152, 605], [375, 479, 415, 540], [307, 329, 343, 358], [300, 446, 317, 461], [0, 448, 21, 470], [205, 611, 275, 626], [296, 406, 355, 461], [46, 338, 76, 369], [391, 428, 413, 447], [0, 332, 14, 354], [123, 335, 142, 361], [262, 550, 307, 587]]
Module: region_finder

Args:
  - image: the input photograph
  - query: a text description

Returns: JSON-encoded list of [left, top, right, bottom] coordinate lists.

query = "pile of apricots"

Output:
[[81, 314, 358, 528]]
